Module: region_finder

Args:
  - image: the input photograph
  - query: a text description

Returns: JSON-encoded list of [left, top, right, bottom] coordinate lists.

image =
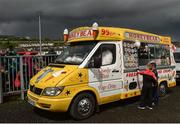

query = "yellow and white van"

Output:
[[27, 22, 176, 120]]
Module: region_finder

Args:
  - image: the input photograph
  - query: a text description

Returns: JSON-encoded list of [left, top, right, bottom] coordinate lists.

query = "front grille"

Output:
[[28, 94, 38, 101], [30, 85, 43, 95]]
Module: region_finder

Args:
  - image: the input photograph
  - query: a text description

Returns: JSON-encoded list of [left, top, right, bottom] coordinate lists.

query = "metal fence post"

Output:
[[20, 56, 25, 100], [0, 57, 3, 103]]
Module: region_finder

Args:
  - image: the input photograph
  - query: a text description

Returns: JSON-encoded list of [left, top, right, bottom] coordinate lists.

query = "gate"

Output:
[[0, 55, 58, 103]]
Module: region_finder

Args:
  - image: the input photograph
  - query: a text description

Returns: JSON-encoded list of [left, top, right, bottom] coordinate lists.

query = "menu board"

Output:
[[123, 41, 138, 68]]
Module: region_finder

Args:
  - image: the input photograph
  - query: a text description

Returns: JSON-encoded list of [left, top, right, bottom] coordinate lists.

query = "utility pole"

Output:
[[39, 13, 42, 55]]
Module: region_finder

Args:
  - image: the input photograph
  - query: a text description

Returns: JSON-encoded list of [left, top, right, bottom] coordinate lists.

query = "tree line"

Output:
[[0, 40, 65, 49]]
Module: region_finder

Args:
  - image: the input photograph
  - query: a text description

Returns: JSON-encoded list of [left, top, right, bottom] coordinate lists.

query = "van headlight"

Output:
[[42, 87, 64, 96]]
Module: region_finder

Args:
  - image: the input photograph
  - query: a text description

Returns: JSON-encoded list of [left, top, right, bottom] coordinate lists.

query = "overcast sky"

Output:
[[0, 0, 180, 41]]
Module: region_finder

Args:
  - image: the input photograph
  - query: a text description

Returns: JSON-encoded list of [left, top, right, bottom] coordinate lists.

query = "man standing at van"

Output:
[[137, 63, 157, 110], [150, 61, 159, 106]]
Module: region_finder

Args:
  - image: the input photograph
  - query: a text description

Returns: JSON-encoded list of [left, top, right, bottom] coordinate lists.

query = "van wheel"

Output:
[[69, 93, 96, 120], [159, 83, 167, 97]]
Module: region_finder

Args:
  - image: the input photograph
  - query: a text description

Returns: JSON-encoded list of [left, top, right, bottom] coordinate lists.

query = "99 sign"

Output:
[[101, 29, 116, 37]]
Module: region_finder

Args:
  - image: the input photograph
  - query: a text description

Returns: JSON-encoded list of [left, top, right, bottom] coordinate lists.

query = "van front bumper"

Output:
[[168, 81, 176, 88], [27, 90, 72, 112]]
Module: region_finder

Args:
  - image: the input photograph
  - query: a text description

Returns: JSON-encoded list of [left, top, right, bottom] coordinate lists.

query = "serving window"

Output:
[[155, 45, 170, 66], [123, 41, 171, 68], [138, 43, 170, 66]]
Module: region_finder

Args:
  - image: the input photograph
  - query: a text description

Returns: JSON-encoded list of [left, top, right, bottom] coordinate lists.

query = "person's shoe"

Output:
[[146, 106, 153, 110], [137, 106, 145, 110]]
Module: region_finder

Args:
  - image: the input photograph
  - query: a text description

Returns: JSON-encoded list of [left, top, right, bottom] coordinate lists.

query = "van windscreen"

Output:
[[55, 41, 97, 65]]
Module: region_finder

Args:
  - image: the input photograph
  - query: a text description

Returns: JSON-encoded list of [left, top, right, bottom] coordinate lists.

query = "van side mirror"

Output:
[[87, 56, 101, 68], [94, 57, 101, 68]]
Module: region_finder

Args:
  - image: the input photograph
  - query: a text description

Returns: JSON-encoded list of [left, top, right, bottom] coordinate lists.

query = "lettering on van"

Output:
[[158, 69, 175, 79], [98, 84, 117, 91], [126, 72, 137, 77], [162, 37, 171, 44], [158, 69, 171, 73], [125, 32, 160, 43], [92, 68, 111, 79], [101, 29, 116, 37], [69, 29, 93, 40], [98, 80, 123, 92], [97, 68, 111, 78]]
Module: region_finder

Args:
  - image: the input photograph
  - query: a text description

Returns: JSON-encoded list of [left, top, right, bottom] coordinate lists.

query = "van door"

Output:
[[123, 41, 142, 91], [88, 42, 124, 98]]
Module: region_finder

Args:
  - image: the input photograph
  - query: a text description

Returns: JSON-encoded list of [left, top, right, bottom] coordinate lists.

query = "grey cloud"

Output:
[[0, 0, 180, 41]]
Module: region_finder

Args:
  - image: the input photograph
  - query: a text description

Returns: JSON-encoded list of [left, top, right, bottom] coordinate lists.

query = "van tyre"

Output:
[[69, 93, 96, 120], [159, 83, 167, 97]]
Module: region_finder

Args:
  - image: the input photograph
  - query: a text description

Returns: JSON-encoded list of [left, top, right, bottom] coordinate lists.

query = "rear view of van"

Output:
[[174, 48, 180, 82]]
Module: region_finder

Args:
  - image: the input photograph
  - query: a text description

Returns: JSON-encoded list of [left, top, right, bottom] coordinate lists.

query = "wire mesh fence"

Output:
[[0, 55, 58, 103]]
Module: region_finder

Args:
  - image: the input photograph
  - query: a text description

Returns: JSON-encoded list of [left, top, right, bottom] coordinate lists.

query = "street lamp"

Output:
[[38, 12, 42, 55]]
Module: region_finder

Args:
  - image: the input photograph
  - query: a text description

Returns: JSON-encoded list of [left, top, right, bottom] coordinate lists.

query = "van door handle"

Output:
[[112, 69, 119, 73]]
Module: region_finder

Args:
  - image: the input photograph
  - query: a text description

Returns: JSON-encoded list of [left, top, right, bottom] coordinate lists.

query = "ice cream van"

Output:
[[27, 22, 176, 120]]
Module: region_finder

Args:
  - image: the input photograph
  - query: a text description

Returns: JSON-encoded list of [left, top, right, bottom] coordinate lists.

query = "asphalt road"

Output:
[[0, 84, 180, 123]]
